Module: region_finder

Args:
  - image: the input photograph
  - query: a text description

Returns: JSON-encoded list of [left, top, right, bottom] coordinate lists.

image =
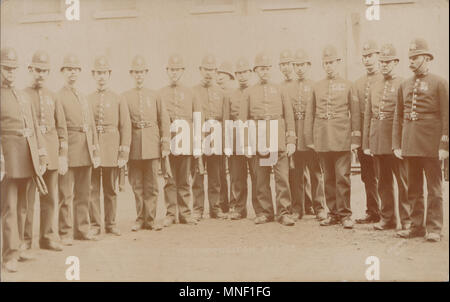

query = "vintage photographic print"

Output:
[[0, 0, 448, 286]]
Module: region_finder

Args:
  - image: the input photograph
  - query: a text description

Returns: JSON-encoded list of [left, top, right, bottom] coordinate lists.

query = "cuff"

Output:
[[351, 136, 361, 146], [439, 135, 449, 151]]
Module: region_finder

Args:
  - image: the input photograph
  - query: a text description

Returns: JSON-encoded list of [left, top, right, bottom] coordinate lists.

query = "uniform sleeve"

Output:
[[54, 93, 68, 158], [438, 78, 449, 151], [392, 83, 404, 151], [89, 102, 100, 159], [349, 85, 361, 147], [281, 89, 296, 145], [304, 87, 316, 146], [222, 93, 230, 154], [157, 94, 171, 154], [192, 91, 205, 156], [118, 95, 132, 161], [27, 96, 48, 168], [362, 88, 372, 151]]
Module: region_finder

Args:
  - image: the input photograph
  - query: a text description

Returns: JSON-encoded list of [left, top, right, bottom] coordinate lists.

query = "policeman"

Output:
[[354, 40, 382, 224], [159, 53, 199, 226], [286, 49, 327, 221], [58, 54, 101, 245], [1, 47, 48, 272], [242, 52, 297, 226], [225, 57, 258, 220], [279, 49, 294, 86], [394, 38, 449, 242], [216, 61, 234, 215], [88, 55, 131, 236], [363, 44, 408, 231], [24, 50, 67, 252], [192, 54, 228, 221], [305, 45, 361, 229], [123, 55, 170, 231]]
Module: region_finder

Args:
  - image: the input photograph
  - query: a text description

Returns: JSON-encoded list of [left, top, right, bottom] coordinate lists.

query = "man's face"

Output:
[[323, 59, 339, 77], [61, 67, 81, 85], [293, 62, 310, 79], [279, 62, 293, 79], [92, 70, 110, 89], [380, 59, 398, 76], [409, 55, 429, 73], [255, 66, 271, 82], [362, 52, 379, 73], [216, 72, 231, 88], [30, 67, 50, 87], [1, 65, 18, 84], [166, 67, 184, 85], [235, 70, 252, 87], [199, 67, 216, 85], [130, 70, 147, 87]]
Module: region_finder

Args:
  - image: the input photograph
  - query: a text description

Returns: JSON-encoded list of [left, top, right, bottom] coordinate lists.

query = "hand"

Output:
[[161, 150, 170, 158], [287, 144, 296, 157], [118, 159, 127, 168], [93, 157, 101, 169], [393, 149, 403, 160], [39, 164, 47, 175], [351, 144, 360, 151], [307, 144, 315, 150], [58, 156, 68, 175], [439, 149, 449, 161], [363, 149, 373, 156], [1, 170, 4, 181]]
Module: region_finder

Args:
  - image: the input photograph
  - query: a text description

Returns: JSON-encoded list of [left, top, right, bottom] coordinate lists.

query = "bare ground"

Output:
[[2, 174, 448, 282]]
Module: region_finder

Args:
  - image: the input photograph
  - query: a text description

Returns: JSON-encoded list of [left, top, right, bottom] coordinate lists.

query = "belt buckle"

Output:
[[295, 112, 305, 120], [40, 125, 48, 134], [326, 113, 333, 120], [82, 124, 89, 133], [378, 112, 385, 120], [22, 128, 33, 138], [410, 112, 418, 121], [96, 125, 104, 133], [138, 121, 146, 129]]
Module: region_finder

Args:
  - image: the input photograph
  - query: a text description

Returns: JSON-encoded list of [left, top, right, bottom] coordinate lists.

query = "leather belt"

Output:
[[316, 113, 349, 120], [39, 125, 55, 134], [95, 125, 118, 133], [67, 125, 90, 133], [1, 128, 34, 137], [372, 112, 394, 120], [252, 115, 282, 120], [132, 121, 155, 129], [404, 112, 438, 121]]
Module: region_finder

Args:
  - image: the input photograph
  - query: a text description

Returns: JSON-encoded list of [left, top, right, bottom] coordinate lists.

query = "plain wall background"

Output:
[[1, 0, 448, 94]]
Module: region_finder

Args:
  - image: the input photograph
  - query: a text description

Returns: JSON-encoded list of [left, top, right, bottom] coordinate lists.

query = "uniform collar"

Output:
[[31, 83, 44, 90], [383, 73, 395, 80], [97, 87, 108, 93], [415, 70, 429, 79], [1, 80, 14, 88], [201, 81, 212, 88]]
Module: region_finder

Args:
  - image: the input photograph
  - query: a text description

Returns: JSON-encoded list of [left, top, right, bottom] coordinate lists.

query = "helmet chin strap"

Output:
[[412, 55, 426, 74]]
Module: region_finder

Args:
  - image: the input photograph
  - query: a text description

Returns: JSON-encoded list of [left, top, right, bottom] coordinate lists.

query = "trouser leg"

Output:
[[192, 157, 205, 216], [357, 148, 380, 217], [254, 155, 275, 218], [73, 166, 92, 238], [229, 155, 248, 216], [335, 151, 352, 220], [206, 155, 222, 217], [273, 152, 292, 218], [89, 167, 102, 231], [174, 155, 192, 220], [58, 168, 75, 239], [375, 155, 395, 223], [24, 180, 37, 246], [103, 167, 118, 230], [305, 150, 325, 212], [291, 151, 306, 216], [128, 160, 145, 225], [39, 170, 59, 244], [164, 154, 178, 218], [423, 157, 444, 234], [219, 156, 229, 213], [319, 152, 337, 218], [143, 159, 160, 228], [406, 157, 425, 231], [248, 157, 260, 217], [393, 157, 409, 226]]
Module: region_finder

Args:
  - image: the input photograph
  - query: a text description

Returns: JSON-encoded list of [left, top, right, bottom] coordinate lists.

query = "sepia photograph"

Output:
[[0, 0, 448, 286]]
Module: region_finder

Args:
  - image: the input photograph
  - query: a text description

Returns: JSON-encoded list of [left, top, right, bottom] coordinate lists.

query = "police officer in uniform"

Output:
[[225, 57, 258, 220], [159, 53, 199, 226], [354, 41, 382, 224], [24, 50, 67, 251], [242, 52, 297, 226], [394, 38, 449, 242], [279, 49, 294, 86], [305, 45, 361, 229], [217, 61, 234, 215], [286, 49, 327, 221], [1, 47, 49, 272], [192, 54, 228, 221], [88, 56, 131, 236], [123, 55, 170, 231], [58, 54, 101, 245], [363, 44, 409, 230]]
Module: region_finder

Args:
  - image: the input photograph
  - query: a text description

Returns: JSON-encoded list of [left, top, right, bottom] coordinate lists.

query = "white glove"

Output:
[[306, 144, 315, 151], [1, 170, 4, 181], [58, 156, 68, 175], [93, 157, 101, 169], [39, 164, 47, 175], [393, 149, 403, 160], [439, 149, 449, 161], [287, 143, 296, 157], [161, 150, 170, 158], [351, 144, 360, 151], [118, 159, 127, 168], [363, 149, 373, 156]]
